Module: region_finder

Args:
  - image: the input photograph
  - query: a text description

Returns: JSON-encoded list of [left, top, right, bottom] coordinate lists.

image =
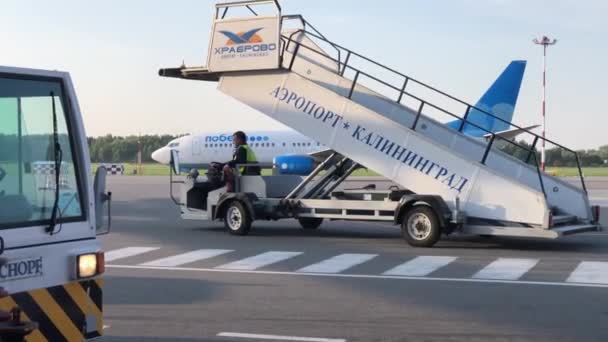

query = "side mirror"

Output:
[[93, 166, 112, 235], [170, 149, 181, 175]]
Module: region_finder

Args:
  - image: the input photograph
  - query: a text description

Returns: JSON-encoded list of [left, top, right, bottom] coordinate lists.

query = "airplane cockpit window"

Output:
[[168, 142, 180, 148]]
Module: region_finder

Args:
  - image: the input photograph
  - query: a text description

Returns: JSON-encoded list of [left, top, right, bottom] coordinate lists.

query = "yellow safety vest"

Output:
[[239, 145, 258, 174]]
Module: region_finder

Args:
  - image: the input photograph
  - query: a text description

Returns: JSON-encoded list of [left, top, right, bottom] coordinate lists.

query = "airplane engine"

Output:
[[274, 155, 315, 175]]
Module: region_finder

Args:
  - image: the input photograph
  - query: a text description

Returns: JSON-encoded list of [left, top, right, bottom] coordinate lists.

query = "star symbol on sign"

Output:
[[343, 122, 351, 130]]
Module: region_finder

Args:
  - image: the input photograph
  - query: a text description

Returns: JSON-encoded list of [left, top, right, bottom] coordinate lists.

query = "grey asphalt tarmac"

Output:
[[100, 176, 608, 342]]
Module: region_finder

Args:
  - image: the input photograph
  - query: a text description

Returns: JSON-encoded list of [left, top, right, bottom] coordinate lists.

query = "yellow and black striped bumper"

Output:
[[0, 279, 103, 342]]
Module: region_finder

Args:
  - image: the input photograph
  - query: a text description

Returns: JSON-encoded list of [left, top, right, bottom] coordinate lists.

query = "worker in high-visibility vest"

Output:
[[223, 131, 259, 192]]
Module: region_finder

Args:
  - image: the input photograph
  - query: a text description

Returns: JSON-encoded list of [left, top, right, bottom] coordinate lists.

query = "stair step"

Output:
[[553, 214, 578, 225], [551, 224, 599, 236]]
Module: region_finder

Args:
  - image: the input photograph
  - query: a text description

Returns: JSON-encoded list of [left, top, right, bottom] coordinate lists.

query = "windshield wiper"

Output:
[[46, 91, 63, 235]]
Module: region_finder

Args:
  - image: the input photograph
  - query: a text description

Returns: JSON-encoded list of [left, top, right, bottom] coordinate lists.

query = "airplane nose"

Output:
[[151, 147, 171, 164]]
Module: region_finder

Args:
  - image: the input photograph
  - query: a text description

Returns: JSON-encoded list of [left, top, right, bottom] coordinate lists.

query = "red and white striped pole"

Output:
[[533, 36, 557, 171]]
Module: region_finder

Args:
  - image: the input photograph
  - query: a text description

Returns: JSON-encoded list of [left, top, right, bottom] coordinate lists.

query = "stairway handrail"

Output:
[[279, 27, 587, 195]]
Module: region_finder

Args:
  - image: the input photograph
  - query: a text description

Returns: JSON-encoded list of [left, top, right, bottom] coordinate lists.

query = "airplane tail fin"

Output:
[[448, 61, 526, 137]]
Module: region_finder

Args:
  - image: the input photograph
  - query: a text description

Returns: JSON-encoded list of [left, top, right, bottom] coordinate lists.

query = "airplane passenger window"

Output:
[[283, 143, 286, 147]]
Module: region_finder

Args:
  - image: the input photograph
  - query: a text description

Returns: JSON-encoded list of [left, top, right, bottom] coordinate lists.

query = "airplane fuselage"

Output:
[[151, 131, 324, 168]]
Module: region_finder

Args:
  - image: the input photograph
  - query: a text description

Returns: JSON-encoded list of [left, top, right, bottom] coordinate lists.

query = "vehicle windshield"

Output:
[[0, 74, 84, 229]]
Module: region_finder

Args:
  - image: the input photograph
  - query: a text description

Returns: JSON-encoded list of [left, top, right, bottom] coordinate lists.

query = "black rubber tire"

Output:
[[400, 206, 441, 247], [298, 217, 323, 230], [224, 201, 251, 236]]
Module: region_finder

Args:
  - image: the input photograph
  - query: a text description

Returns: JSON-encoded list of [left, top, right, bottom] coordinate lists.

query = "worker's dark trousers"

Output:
[[223, 165, 235, 192]]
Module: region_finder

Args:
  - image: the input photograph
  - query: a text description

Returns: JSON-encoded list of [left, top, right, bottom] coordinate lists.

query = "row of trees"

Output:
[[1, 134, 606, 167], [87, 135, 178, 163], [498, 141, 608, 167], [89, 135, 608, 168], [0, 134, 177, 163]]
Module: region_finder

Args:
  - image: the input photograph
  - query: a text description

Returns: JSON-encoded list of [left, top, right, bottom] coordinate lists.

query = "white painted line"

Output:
[[140, 249, 233, 267], [105, 247, 160, 262], [473, 258, 539, 280], [382, 256, 456, 276], [106, 264, 608, 289], [567, 261, 608, 284], [217, 332, 345, 342], [297, 253, 377, 273], [215, 251, 303, 270]]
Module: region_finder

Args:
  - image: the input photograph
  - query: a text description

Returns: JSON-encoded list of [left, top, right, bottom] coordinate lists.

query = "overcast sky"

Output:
[[2, 0, 606, 149]]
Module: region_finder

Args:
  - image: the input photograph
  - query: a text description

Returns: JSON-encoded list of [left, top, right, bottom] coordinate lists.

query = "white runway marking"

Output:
[[382, 256, 456, 276], [106, 264, 608, 289], [140, 249, 233, 267], [297, 253, 377, 273], [567, 261, 608, 284], [105, 247, 159, 262], [473, 258, 539, 280], [217, 332, 346, 342], [215, 251, 303, 270]]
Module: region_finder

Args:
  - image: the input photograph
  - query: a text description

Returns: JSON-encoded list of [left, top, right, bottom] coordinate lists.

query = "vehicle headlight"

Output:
[[77, 252, 104, 279]]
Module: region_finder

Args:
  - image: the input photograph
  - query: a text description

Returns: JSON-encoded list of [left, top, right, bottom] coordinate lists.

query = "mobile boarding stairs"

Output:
[[160, 0, 599, 247]]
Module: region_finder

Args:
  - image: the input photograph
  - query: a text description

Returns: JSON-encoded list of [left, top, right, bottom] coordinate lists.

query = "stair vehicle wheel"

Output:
[[224, 201, 251, 235], [401, 206, 441, 247], [298, 217, 323, 230]]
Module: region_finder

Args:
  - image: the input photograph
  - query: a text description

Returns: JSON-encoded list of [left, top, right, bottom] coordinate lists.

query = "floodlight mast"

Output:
[[533, 36, 557, 171]]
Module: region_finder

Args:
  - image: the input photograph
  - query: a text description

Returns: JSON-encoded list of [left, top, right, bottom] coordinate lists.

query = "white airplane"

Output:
[[152, 61, 537, 173], [151, 130, 323, 171]]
